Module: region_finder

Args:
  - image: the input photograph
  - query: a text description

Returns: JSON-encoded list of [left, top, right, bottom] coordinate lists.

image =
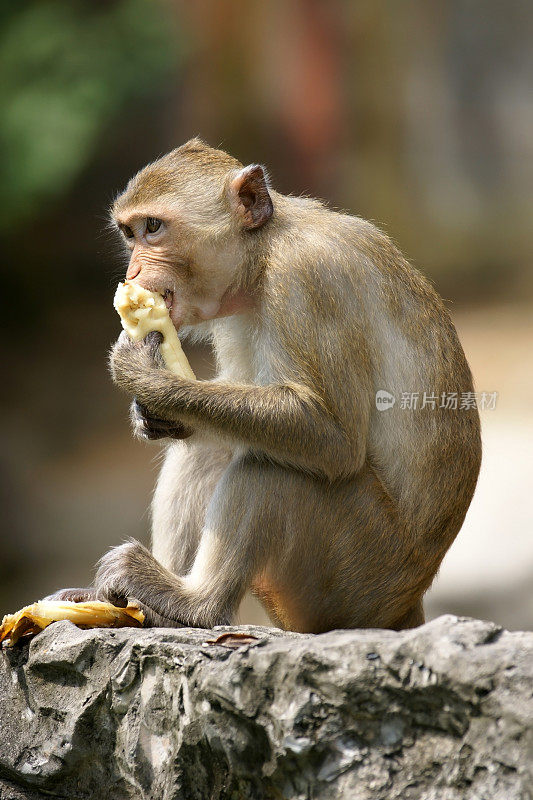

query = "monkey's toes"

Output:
[[94, 540, 151, 605], [43, 587, 98, 603], [97, 589, 129, 608]]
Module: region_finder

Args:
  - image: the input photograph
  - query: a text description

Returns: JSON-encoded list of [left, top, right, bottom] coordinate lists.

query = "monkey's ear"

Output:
[[227, 165, 273, 229]]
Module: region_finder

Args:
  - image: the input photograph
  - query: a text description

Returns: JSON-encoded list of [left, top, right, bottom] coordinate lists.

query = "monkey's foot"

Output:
[[0, 600, 144, 646], [95, 540, 183, 616], [95, 540, 232, 629]]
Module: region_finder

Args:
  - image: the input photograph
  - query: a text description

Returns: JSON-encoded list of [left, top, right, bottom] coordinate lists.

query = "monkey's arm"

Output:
[[110, 334, 362, 480]]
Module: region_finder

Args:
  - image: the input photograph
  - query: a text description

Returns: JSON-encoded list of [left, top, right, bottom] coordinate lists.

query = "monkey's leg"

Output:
[[391, 600, 425, 630], [151, 438, 232, 576], [47, 441, 229, 621], [256, 462, 429, 633], [95, 455, 428, 632], [95, 453, 274, 628]]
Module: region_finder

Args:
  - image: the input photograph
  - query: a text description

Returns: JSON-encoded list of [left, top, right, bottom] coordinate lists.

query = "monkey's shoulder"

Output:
[[266, 210, 432, 308]]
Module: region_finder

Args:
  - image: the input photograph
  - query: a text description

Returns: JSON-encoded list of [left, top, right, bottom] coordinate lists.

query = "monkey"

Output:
[[49, 138, 481, 633]]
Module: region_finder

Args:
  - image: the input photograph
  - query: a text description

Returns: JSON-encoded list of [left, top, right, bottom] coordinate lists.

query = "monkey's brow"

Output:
[[113, 212, 150, 227], [113, 207, 170, 225]]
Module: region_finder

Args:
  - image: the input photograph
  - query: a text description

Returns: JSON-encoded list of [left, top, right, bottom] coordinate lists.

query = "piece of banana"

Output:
[[0, 601, 144, 646], [114, 280, 195, 379]]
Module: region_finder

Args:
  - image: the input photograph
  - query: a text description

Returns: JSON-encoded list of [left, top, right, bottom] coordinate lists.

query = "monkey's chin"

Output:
[[197, 298, 223, 321], [170, 297, 224, 330], [168, 304, 203, 331]]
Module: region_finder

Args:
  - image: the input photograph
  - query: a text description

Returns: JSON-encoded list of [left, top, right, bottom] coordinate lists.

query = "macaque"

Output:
[[51, 138, 481, 633]]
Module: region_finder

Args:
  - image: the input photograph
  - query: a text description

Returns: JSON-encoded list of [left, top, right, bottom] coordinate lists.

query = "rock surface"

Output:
[[0, 615, 531, 800]]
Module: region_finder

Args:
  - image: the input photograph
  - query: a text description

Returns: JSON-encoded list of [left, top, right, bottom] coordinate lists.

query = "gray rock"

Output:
[[0, 615, 531, 800]]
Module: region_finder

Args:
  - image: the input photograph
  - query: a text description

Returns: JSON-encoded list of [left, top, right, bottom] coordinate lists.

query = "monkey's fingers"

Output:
[[0, 601, 144, 646], [132, 400, 193, 441]]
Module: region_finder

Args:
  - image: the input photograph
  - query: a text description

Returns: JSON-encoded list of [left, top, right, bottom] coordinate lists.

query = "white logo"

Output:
[[375, 390, 396, 410]]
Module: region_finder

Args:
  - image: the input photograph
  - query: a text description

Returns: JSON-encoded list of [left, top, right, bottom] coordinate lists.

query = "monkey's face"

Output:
[[111, 142, 273, 330], [111, 202, 242, 329]]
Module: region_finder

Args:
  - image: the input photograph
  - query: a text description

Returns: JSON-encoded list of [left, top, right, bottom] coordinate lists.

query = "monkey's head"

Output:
[[111, 138, 273, 329]]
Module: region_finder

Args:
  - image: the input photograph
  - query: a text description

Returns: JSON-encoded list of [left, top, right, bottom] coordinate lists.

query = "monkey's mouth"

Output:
[[162, 288, 183, 330]]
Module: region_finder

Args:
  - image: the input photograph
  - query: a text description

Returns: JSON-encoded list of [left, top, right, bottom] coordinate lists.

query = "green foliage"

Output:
[[0, 0, 180, 228]]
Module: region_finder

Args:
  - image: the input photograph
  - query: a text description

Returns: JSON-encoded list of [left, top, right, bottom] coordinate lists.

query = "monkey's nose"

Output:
[[126, 262, 141, 280]]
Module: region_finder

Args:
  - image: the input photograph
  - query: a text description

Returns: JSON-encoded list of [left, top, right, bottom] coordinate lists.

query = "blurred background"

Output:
[[1, 0, 532, 630]]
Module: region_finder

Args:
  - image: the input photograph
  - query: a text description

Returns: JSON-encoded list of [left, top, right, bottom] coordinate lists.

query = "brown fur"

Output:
[[76, 139, 481, 633]]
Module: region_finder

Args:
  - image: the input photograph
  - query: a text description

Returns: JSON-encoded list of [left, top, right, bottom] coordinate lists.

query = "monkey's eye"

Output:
[[119, 224, 134, 239], [146, 217, 162, 234]]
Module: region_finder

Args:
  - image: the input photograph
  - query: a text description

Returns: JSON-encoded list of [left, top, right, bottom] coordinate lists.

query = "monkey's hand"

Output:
[[111, 331, 193, 439], [131, 399, 193, 441], [110, 329, 165, 389]]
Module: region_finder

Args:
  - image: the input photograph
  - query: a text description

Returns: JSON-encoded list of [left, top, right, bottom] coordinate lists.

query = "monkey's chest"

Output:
[[213, 315, 273, 385]]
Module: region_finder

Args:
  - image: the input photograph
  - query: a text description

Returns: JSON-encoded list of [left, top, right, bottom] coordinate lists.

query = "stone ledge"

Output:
[[0, 615, 531, 799]]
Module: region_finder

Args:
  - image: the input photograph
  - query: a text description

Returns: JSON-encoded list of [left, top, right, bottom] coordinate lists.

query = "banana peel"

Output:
[[0, 600, 144, 646]]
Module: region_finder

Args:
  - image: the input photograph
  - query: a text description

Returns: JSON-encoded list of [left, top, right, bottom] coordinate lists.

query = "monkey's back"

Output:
[[349, 218, 482, 555], [263, 201, 481, 566]]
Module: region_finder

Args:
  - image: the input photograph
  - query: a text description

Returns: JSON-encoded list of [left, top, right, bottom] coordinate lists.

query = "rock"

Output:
[[0, 616, 531, 800]]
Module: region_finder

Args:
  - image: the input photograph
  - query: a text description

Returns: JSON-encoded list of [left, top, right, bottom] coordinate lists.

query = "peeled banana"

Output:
[[114, 280, 195, 379]]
